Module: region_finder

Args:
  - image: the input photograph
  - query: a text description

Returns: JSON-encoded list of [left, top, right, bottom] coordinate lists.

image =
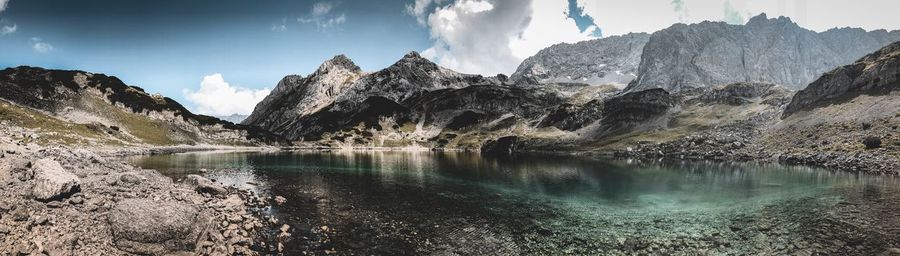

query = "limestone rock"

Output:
[[626, 13, 900, 93], [511, 33, 650, 86], [107, 199, 203, 255], [184, 175, 227, 195], [31, 158, 80, 201]]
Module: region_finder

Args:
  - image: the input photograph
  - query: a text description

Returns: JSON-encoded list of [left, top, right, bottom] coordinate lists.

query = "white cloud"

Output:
[[577, 0, 900, 36], [183, 74, 271, 116], [311, 2, 334, 16], [31, 37, 53, 53], [420, 0, 597, 76], [0, 0, 8, 13], [0, 24, 14, 36], [298, 1, 347, 31]]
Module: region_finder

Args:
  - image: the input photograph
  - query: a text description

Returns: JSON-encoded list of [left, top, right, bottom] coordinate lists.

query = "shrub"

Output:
[[863, 136, 882, 149]]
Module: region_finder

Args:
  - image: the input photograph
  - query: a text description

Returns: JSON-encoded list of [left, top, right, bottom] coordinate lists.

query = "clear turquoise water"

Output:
[[127, 151, 900, 255]]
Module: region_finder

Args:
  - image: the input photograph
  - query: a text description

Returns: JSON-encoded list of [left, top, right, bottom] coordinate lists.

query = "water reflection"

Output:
[[126, 150, 900, 254], [127, 150, 889, 209]]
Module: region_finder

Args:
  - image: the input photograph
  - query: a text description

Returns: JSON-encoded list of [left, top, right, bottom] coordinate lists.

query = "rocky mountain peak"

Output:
[[746, 13, 798, 29], [315, 54, 361, 75], [625, 13, 900, 93], [403, 51, 423, 60], [387, 50, 440, 72]]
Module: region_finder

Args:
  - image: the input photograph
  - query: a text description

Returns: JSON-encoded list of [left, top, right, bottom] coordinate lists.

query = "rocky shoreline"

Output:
[[0, 142, 288, 255]]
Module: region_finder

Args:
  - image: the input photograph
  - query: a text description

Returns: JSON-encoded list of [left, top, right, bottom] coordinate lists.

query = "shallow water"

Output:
[[128, 151, 900, 255]]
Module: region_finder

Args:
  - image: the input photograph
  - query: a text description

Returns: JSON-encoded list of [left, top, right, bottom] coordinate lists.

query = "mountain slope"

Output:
[[0, 66, 285, 146], [510, 33, 650, 86], [244, 52, 537, 145], [623, 14, 900, 92]]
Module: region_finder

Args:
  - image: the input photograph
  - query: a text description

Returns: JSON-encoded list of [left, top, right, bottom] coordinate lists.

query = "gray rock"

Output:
[[31, 158, 80, 201], [626, 13, 900, 93], [783, 41, 900, 117], [184, 175, 227, 195], [511, 33, 650, 86], [107, 199, 203, 255], [481, 136, 519, 156], [600, 88, 677, 131]]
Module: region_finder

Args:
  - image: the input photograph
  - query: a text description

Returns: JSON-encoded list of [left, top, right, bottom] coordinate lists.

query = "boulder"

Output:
[[108, 199, 204, 255], [184, 175, 227, 195], [31, 158, 80, 201], [481, 136, 519, 156]]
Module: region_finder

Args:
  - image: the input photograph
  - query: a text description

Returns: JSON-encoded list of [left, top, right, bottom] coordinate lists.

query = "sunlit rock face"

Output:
[[511, 33, 650, 87], [626, 13, 900, 93]]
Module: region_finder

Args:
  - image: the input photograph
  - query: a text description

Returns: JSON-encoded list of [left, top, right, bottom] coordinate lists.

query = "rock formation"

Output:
[[511, 33, 650, 86], [625, 14, 900, 92], [784, 41, 900, 117]]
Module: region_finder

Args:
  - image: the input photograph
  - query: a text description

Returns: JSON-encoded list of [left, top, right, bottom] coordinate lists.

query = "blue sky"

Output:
[[1, 0, 899, 116], [0, 0, 439, 115]]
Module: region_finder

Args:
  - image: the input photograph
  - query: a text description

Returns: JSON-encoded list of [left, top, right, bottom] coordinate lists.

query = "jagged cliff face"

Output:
[[784, 41, 900, 117], [510, 33, 650, 86], [626, 14, 900, 93], [0, 67, 284, 146]]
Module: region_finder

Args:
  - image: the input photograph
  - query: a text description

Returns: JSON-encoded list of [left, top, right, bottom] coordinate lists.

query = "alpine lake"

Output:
[[127, 150, 900, 255]]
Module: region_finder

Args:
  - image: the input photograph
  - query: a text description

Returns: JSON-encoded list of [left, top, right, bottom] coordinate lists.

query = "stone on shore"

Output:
[[31, 158, 81, 201], [108, 199, 205, 255], [185, 174, 227, 195]]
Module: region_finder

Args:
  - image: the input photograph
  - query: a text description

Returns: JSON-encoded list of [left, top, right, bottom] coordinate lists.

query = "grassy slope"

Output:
[[0, 99, 123, 146], [763, 93, 900, 158]]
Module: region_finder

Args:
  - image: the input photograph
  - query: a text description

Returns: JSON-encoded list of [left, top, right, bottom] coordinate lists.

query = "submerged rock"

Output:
[[31, 158, 80, 201]]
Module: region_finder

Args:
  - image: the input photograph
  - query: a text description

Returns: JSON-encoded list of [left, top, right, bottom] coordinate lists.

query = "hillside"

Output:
[[0, 66, 285, 147]]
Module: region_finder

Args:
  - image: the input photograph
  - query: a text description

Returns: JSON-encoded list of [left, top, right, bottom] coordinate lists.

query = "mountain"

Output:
[[0, 66, 285, 146], [242, 55, 364, 137], [625, 13, 900, 92], [242, 52, 615, 148], [510, 33, 650, 86]]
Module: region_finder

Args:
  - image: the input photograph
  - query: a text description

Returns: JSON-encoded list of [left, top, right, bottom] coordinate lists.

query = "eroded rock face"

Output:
[[626, 14, 900, 93], [511, 33, 650, 86], [31, 158, 80, 201], [537, 100, 604, 131], [684, 83, 792, 106], [108, 199, 204, 255], [783, 41, 900, 117], [601, 88, 677, 130]]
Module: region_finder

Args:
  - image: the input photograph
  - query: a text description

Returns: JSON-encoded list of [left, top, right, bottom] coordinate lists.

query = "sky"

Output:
[[1, 0, 899, 116]]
